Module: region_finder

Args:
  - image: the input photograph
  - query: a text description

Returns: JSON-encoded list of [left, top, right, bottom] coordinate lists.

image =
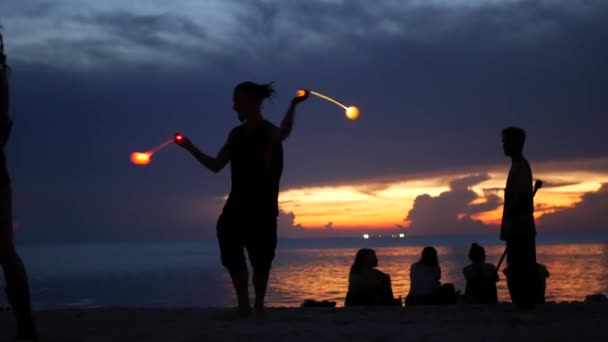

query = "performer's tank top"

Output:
[[223, 120, 283, 217]]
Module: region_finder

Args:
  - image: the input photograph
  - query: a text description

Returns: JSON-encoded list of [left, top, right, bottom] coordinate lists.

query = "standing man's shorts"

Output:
[[216, 212, 277, 273]]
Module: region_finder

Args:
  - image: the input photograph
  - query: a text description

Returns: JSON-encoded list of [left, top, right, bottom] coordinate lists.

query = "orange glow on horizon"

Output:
[[277, 161, 608, 230], [279, 180, 449, 229]]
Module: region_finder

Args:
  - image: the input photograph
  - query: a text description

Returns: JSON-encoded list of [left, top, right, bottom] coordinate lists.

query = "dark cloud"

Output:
[[80, 11, 207, 47], [2, 0, 607, 241], [67, 11, 207, 67], [277, 210, 312, 238], [464, 193, 503, 215], [538, 184, 608, 232], [0, 1, 59, 18], [404, 174, 501, 235], [7, 11, 207, 68]]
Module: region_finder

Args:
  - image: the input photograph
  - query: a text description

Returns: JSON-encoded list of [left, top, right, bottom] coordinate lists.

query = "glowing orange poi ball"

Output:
[[345, 106, 360, 120], [298, 89, 360, 120], [130, 152, 151, 165], [130, 135, 181, 166]]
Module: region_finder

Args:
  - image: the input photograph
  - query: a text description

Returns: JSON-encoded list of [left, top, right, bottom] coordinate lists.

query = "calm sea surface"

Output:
[[3, 235, 607, 309]]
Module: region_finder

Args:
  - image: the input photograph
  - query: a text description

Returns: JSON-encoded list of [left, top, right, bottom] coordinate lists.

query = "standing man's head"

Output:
[[468, 243, 486, 264], [502, 126, 526, 157], [233, 82, 275, 122]]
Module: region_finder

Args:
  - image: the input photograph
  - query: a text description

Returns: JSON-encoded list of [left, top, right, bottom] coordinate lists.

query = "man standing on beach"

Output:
[[0, 31, 39, 340], [176, 82, 308, 316], [500, 126, 538, 310]]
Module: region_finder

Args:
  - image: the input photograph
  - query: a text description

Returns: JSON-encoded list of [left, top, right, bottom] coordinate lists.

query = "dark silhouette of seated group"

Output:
[[344, 244, 550, 308], [1, 28, 546, 340]]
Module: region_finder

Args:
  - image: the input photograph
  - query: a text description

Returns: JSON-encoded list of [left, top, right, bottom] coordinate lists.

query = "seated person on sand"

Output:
[[406, 246, 456, 306], [463, 243, 499, 304], [504, 263, 550, 304], [345, 248, 400, 306]]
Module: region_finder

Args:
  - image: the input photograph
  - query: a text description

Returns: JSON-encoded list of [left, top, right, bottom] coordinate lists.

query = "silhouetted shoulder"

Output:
[[264, 120, 279, 130], [261, 120, 288, 144], [463, 264, 475, 279], [512, 158, 532, 177], [230, 124, 245, 136], [538, 264, 550, 278], [262, 120, 282, 141], [223, 125, 242, 152], [411, 262, 441, 279], [370, 268, 390, 281], [482, 263, 497, 275], [464, 263, 497, 278]]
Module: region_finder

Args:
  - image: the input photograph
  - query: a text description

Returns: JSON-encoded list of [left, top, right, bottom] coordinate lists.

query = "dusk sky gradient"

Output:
[[1, 0, 607, 241]]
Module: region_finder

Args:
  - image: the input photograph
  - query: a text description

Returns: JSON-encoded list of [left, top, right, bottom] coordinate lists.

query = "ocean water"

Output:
[[2, 235, 607, 309]]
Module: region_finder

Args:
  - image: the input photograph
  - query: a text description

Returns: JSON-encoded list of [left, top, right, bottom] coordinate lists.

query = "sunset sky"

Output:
[[1, 0, 607, 241]]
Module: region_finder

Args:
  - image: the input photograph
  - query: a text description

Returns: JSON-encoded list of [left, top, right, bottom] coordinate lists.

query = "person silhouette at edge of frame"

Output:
[[0, 29, 39, 340], [175, 82, 309, 317], [500, 126, 539, 310]]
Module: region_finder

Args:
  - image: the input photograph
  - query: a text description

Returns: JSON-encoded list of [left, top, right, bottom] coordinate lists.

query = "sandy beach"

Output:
[[1, 303, 607, 342]]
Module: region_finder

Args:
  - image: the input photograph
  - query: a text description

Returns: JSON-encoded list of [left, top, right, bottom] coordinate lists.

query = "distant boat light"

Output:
[[363, 234, 370, 239], [399, 233, 405, 238]]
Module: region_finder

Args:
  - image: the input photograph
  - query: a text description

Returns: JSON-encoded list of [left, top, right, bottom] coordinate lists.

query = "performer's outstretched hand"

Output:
[[174, 133, 192, 149], [292, 89, 310, 105]]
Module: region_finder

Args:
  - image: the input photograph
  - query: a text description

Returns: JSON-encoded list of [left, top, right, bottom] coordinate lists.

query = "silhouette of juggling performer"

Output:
[[0, 30, 39, 340], [176, 82, 308, 316], [500, 126, 539, 310]]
